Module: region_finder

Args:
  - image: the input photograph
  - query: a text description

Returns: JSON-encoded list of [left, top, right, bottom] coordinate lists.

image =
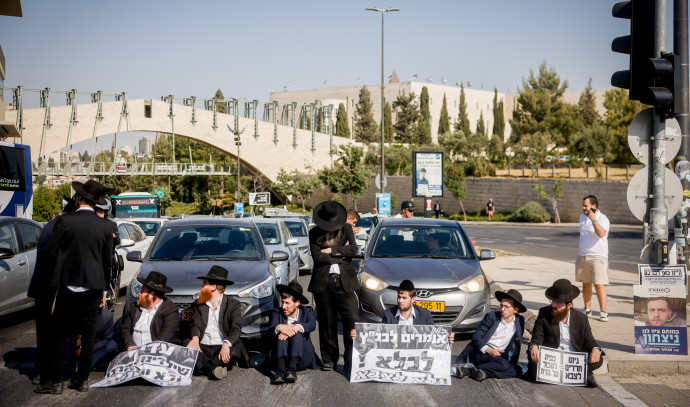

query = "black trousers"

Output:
[[49, 287, 101, 384], [35, 288, 57, 384], [185, 341, 242, 375], [313, 274, 358, 371]]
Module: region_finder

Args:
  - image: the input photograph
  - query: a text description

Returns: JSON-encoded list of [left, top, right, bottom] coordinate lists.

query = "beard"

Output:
[[137, 294, 153, 309], [550, 306, 570, 322], [197, 288, 213, 305]]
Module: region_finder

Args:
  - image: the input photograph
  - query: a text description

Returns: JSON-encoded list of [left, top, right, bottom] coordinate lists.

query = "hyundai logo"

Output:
[[416, 289, 432, 298]]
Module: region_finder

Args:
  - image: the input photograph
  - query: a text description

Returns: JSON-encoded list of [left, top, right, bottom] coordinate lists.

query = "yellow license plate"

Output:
[[416, 301, 445, 311], [179, 310, 193, 321]]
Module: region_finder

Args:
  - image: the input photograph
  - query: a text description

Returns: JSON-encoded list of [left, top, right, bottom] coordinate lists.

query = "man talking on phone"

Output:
[[576, 195, 610, 322]]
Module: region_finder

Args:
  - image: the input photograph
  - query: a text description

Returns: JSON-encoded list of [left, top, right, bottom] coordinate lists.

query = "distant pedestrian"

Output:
[[486, 198, 495, 221], [346, 209, 361, 234], [394, 201, 415, 218], [434, 200, 441, 218], [576, 195, 610, 322], [372, 207, 378, 214]]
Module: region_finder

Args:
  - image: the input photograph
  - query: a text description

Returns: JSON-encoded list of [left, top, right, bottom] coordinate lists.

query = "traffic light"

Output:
[[645, 52, 679, 116], [611, 0, 655, 101]]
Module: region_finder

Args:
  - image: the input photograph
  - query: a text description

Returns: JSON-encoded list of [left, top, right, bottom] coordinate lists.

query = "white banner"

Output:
[[536, 347, 588, 386], [91, 341, 198, 388], [351, 323, 452, 386], [637, 264, 688, 294]]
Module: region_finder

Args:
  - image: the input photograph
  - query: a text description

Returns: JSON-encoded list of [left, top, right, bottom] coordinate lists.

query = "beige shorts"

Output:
[[575, 255, 609, 285]]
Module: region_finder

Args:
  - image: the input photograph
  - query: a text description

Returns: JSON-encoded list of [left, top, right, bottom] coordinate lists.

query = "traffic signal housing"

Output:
[[645, 52, 679, 116]]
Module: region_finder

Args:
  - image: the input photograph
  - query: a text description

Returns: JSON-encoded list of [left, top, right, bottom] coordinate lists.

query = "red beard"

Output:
[[550, 306, 570, 322], [137, 294, 153, 309], [197, 288, 213, 305]]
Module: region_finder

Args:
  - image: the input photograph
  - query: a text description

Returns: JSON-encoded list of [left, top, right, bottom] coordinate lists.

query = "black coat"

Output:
[[528, 306, 602, 355], [382, 304, 435, 325], [308, 224, 358, 294], [121, 298, 180, 348], [189, 296, 248, 365]]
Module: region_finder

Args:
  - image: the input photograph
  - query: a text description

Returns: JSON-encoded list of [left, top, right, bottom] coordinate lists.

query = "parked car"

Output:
[[280, 217, 313, 273], [253, 218, 300, 284], [131, 218, 169, 243], [124, 218, 285, 338], [114, 219, 151, 289], [0, 217, 42, 316], [355, 218, 495, 332], [353, 213, 388, 251]]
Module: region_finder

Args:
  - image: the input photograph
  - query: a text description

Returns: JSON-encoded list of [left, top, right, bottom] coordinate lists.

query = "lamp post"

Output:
[[366, 7, 399, 194], [228, 124, 249, 202]]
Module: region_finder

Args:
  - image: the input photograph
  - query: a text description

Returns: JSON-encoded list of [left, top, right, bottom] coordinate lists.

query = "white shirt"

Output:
[[274, 309, 304, 334], [200, 295, 231, 347], [328, 263, 340, 275], [558, 311, 576, 352], [395, 307, 416, 326], [133, 299, 163, 347], [393, 213, 403, 218], [481, 317, 516, 353], [578, 211, 610, 258]]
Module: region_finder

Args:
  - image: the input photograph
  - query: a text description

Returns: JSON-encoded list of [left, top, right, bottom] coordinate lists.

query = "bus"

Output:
[[0, 142, 33, 219], [112, 192, 161, 218]]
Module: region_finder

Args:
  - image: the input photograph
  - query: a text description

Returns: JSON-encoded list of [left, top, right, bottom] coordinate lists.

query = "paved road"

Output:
[[462, 223, 643, 274]]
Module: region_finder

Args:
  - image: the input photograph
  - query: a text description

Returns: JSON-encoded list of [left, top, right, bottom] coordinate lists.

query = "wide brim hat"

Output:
[[313, 201, 347, 231], [72, 179, 107, 205], [137, 271, 173, 294], [545, 279, 580, 303], [495, 289, 527, 313], [277, 281, 309, 304], [197, 265, 235, 286]]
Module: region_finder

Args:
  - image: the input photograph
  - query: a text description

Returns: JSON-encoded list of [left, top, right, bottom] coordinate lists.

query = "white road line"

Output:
[[596, 375, 648, 407], [524, 237, 549, 240]]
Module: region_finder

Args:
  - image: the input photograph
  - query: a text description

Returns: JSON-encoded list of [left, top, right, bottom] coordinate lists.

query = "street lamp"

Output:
[[228, 124, 249, 201], [366, 7, 398, 194]]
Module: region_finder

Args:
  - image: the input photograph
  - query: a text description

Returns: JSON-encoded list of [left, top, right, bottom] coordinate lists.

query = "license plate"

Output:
[[416, 301, 445, 311], [179, 310, 193, 321]]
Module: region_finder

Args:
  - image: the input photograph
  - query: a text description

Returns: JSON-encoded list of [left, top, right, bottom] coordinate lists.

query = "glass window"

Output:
[[149, 225, 262, 261], [285, 221, 307, 237], [355, 217, 374, 228], [0, 224, 19, 254], [256, 223, 281, 245], [370, 225, 471, 259], [16, 223, 41, 252], [128, 224, 147, 242], [133, 221, 162, 237], [118, 224, 131, 240]]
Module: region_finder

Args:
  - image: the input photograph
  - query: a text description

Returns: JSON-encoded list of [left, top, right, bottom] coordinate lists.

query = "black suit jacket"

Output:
[[121, 298, 180, 349], [382, 304, 435, 325], [459, 311, 525, 365], [189, 296, 243, 346], [528, 306, 601, 355], [308, 224, 358, 294], [43, 209, 113, 290]]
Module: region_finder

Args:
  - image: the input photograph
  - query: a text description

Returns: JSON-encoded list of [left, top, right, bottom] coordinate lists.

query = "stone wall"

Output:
[[303, 176, 636, 224]]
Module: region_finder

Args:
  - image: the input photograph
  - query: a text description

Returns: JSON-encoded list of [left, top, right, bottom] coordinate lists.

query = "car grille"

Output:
[[431, 306, 463, 324]]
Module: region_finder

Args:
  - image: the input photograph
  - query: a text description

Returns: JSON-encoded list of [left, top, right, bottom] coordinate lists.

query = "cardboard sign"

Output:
[[536, 347, 588, 386]]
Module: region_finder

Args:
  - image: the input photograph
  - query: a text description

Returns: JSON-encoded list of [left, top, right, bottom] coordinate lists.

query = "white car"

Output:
[[131, 218, 169, 243], [114, 219, 151, 288], [354, 213, 388, 251]]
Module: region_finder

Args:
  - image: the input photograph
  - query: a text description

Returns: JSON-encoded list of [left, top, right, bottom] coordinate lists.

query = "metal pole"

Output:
[[380, 11, 385, 194], [674, 0, 690, 267]]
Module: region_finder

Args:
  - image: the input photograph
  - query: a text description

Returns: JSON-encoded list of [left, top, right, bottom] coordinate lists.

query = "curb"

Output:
[[462, 221, 642, 231]]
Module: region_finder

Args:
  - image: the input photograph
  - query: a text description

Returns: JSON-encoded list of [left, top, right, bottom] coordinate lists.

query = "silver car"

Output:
[[131, 218, 169, 243], [114, 219, 152, 289], [253, 218, 300, 285], [0, 217, 42, 316], [356, 218, 495, 332], [281, 218, 313, 273]]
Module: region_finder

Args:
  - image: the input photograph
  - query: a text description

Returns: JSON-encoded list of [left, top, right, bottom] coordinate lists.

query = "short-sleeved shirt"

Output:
[[486, 202, 494, 211], [578, 211, 610, 258]]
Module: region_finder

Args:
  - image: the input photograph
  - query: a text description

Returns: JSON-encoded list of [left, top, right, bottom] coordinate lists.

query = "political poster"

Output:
[[637, 264, 688, 294], [536, 347, 588, 386], [351, 323, 452, 386], [91, 341, 198, 388], [633, 285, 688, 355], [412, 151, 443, 198]]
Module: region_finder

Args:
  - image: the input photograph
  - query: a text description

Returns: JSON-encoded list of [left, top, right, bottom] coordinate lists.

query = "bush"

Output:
[[508, 201, 550, 223]]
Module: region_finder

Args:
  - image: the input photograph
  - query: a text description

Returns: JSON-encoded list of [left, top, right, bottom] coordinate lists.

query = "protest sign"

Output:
[[351, 323, 452, 386], [536, 347, 588, 386], [633, 285, 688, 355], [91, 341, 198, 388], [637, 264, 687, 294]]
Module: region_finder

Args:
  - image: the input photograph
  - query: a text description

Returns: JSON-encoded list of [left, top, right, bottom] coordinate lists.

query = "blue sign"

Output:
[[634, 326, 687, 355], [235, 203, 244, 213], [378, 193, 391, 216]]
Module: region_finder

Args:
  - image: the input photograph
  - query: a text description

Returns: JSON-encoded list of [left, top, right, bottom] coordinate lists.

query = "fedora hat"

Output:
[[137, 271, 173, 294], [495, 289, 527, 313], [197, 265, 235, 286], [312, 201, 347, 231], [277, 281, 309, 305], [545, 279, 580, 303], [72, 179, 107, 205]]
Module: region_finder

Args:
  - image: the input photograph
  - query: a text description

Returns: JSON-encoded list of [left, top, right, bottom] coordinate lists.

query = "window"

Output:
[[16, 223, 41, 252], [285, 221, 307, 237], [0, 224, 19, 254], [118, 224, 131, 240]]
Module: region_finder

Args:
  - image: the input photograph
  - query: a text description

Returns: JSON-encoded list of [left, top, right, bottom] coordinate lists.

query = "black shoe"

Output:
[[586, 375, 598, 388], [321, 361, 334, 371], [32, 374, 41, 385], [470, 368, 487, 381], [456, 366, 470, 379], [271, 370, 286, 385], [69, 379, 89, 392], [35, 382, 63, 395], [284, 370, 297, 383]]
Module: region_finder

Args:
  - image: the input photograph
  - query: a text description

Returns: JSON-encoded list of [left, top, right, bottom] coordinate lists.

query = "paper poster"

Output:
[[536, 347, 588, 386], [633, 285, 688, 355]]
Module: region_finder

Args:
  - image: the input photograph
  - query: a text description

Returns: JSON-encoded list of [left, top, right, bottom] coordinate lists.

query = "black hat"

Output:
[[401, 200, 415, 210], [398, 279, 416, 292], [545, 279, 580, 303], [277, 281, 309, 304], [313, 201, 347, 231], [62, 195, 76, 213], [137, 271, 173, 294], [72, 179, 107, 205], [495, 289, 527, 313], [197, 265, 235, 286]]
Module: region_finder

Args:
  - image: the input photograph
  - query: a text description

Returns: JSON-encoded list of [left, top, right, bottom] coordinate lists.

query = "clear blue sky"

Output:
[[3, 0, 679, 108]]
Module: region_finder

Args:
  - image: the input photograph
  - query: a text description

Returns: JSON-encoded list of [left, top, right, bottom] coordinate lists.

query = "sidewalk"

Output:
[[481, 252, 690, 375]]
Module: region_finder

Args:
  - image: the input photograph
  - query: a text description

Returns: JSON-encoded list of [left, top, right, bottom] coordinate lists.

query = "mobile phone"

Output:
[[590, 208, 597, 213]]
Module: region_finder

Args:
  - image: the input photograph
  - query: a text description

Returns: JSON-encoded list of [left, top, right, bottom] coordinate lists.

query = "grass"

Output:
[[165, 202, 201, 217], [445, 211, 513, 222]]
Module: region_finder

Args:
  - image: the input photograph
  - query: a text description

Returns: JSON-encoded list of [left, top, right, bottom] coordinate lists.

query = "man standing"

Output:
[[38, 180, 113, 394], [526, 279, 604, 388], [457, 289, 526, 381], [185, 266, 248, 380], [346, 209, 361, 234], [486, 198, 495, 221], [576, 195, 610, 321], [393, 201, 415, 218], [434, 200, 441, 218]]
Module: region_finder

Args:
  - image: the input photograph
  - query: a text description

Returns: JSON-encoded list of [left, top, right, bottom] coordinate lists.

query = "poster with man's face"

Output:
[[633, 285, 687, 355], [413, 151, 443, 197]]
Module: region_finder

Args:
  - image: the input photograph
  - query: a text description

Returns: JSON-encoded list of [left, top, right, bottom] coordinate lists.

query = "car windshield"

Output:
[[149, 225, 263, 261], [133, 221, 163, 236], [355, 217, 374, 228], [256, 223, 281, 244], [284, 221, 307, 237], [370, 225, 472, 259]]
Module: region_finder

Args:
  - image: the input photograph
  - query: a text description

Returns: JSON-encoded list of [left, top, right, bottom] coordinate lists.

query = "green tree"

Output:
[[568, 124, 614, 178], [578, 78, 601, 129], [444, 162, 467, 221], [384, 102, 394, 143], [476, 111, 486, 137], [194, 190, 213, 214], [273, 168, 322, 211], [32, 186, 61, 222], [438, 93, 450, 136], [354, 86, 379, 143], [419, 86, 432, 143], [454, 84, 471, 136], [534, 180, 564, 223], [491, 88, 505, 139], [392, 91, 423, 144], [215, 89, 226, 113], [335, 103, 350, 139], [364, 144, 412, 176], [603, 88, 645, 163], [318, 145, 369, 210], [158, 187, 173, 216]]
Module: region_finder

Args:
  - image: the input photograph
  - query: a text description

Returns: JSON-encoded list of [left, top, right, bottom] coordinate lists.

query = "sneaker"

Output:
[[599, 312, 608, 322], [470, 368, 487, 381], [456, 366, 470, 379], [210, 366, 227, 380], [585, 309, 591, 317]]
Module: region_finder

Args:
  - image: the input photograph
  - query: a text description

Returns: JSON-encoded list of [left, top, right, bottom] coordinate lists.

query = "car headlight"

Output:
[[458, 275, 484, 293], [238, 276, 275, 299], [130, 275, 143, 299], [360, 272, 389, 292]]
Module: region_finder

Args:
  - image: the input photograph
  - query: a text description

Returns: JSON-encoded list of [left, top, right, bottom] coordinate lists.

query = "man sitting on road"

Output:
[[271, 282, 319, 385], [456, 289, 526, 381], [526, 279, 604, 388], [121, 271, 179, 350], [185, 266, 248, 380]]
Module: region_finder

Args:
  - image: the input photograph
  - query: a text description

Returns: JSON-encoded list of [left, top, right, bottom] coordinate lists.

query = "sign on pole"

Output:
[[633, 285, 687, 355], [637, 264, 688, 294], [249, 192, 270, 206], [235, 202, 244, 213], [412, 151, 443, 198]]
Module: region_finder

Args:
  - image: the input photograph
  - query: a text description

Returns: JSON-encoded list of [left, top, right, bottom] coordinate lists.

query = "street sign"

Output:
[[249, 192, 270, 205], [626, 167, 683, 222], [628, 108, 681, 164], [235, 202, 244, 213], [152, 189, 164, 198], [375, 173, 387, 190]]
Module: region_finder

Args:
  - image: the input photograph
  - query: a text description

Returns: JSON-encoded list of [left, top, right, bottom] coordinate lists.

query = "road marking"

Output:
[[596, 375, 648, 407], [524, 237, 549, 240]]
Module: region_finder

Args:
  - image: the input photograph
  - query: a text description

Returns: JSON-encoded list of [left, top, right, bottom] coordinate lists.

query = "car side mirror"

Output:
[[478, 249, 496, 261], [356, 234, 367, 241], [119, 238, 135, 248], [0, 248, 14, 259], [271, 251, 289, 262], [126, 251, 143, 262], [286, 237, 299, 246]]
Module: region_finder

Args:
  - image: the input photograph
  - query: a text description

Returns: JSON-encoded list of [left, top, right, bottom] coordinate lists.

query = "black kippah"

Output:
[[399, 280, 415, 291]]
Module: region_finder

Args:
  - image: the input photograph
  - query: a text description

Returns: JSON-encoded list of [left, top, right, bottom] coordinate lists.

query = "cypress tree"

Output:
[[438, 93, 450, 136], [384, 102, 394, 143], [419, 87, 432, 143], [335, 103, 351, 138], [354, 86, 379, 143], [454, 84, 471, 136]]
